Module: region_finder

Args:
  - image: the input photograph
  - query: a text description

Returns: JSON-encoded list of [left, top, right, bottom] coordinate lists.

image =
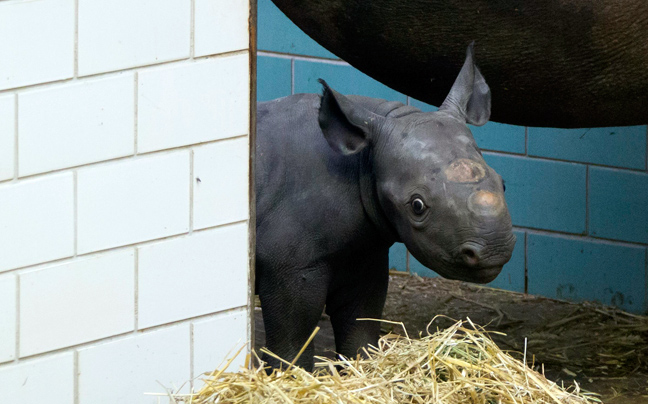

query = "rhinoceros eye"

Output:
[[411, 198, 426, 215]]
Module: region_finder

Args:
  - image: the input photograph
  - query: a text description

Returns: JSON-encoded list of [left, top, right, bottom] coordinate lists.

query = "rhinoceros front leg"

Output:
[[258, 262, 331, 371], [325, 251, 389, 360]]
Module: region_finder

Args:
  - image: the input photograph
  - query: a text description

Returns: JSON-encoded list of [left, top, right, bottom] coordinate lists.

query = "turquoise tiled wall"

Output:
[[527, 234, 646, 312], [257, 0, 648, 313], [589, 168, 648, 244], [257, 56, 292, 101], [484, 154, 588, 234], [294, 61, 406, 102]]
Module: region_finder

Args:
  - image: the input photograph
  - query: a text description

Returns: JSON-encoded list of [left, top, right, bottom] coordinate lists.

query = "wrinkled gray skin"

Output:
[[272, 0, 648, 128], [256, 44, 515, 371]]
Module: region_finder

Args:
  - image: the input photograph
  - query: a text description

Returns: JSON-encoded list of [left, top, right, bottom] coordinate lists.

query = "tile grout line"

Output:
[[13, 94, 18, 180], [74, 0, 79, 78], [291, 57, 296, 94], [524, 126, 528, 156], [0, 219, 249, 276], [73, 351, 79, 404], [0, 306, 249, 367], [190, 0, 195, 59], [257, 50, 345, 64], [133, 72, 139, 155], [3, 134, 249, 184], [134, 248, 139, 332], [406, 250, 410, 274], [189, 150, 195, 233], [512, 225, 648, 248], [14, 274, 19, 363], [0, 50, 248, 97], [585, 165, 590, 235], [524, 232, 529, 294], [189, 323, 195, 393], [73, 171, 78, 257], [482, 149, 648, 174]]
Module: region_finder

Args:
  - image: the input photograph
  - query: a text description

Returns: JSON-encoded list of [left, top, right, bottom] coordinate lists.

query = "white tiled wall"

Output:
[[137, 54, 250, 153], [0, 0, 253, 402], [18, 74, 135, 176], [77, 0, 191, 76], [0, 0, 74, 91], [195, 0, 250, 57], [194, 137, 250, 229], [138, 223, 249, 329], [0, 274, 16, 363], [0, 354, 75, 404], [0, 95, 14, 181], [78, 325, 191, 404], [19, 251, 135, 357], [77, 152, 191, 254], [0, 173, 75, 272], [193, 309, 248, 379]]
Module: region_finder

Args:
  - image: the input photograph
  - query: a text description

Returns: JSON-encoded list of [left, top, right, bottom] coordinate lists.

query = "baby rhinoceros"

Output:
[[255, 43, 516, 371]]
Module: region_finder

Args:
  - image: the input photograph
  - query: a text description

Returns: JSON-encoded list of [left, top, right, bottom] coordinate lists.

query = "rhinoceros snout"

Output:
[[458, 243, 483, 267]]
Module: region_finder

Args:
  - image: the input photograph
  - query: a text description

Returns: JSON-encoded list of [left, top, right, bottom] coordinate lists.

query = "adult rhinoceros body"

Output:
[[271, 0, 648, 128], [255, 45, 515, 370]]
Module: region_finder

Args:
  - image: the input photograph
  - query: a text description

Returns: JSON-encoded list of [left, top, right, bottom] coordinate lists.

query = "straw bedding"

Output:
[[174, 318, 600, 404]]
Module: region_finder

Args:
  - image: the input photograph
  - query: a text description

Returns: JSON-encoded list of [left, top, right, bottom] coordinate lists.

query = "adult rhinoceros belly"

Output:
[[271, 0, 648, 128]]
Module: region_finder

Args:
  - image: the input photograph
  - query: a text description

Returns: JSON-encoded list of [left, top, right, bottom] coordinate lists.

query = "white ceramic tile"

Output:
[[0, 0, 74, 90], [0, 95, 14, 181], [0, 274, 16, 363], [195, 0, 249, 57], [19, 74, 135, 176], [77, 152, 190, 254], [0, 353, 74, 404], [19, 250, 135, 357], [78, 0, 190, 76], [193, 137, 249, 229], [137, 54, 249, 153], [193, 310, 248, 382], [138, 223, 249, 328], [0, 173, 74, 272], [78, 325, 190, 404]]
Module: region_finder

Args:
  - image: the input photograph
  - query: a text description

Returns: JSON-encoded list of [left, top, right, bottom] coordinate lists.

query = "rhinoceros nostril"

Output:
[[459, 245, 482, 267]]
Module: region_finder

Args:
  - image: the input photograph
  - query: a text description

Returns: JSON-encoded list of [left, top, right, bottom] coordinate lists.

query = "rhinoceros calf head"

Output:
[[318, 44, 515, 283]]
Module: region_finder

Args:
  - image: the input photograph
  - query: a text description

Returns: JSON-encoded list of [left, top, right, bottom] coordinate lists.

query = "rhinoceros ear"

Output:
[[439, 42, 491, 126], [318, 79, 385, 155]]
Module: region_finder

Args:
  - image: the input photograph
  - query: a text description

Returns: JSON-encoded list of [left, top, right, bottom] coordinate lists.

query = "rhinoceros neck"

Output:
[[359, 149, 400, 245]]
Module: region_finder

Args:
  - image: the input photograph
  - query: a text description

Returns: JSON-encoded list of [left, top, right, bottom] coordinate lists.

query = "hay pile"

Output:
[[175, 318, 601, 404]]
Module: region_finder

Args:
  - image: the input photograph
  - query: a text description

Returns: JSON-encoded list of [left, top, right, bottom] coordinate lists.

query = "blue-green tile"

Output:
[[487, 231, 525, 292], [484, 154, 587, 234], [258, 0, 337, 58], [294, 61, 406, 102], [257, 56, 292, 102], [471, 122, 526, 154], [589, 167, 648, 244], [528, 126, 647, 169], [409, 253, 438, 278], [389, 243, 408, 272], [528, 233, 646, 313]]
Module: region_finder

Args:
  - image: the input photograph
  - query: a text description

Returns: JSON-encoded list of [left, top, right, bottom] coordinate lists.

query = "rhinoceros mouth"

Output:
[[434, 263, 503, 284], [466, 265, 503, 284]]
